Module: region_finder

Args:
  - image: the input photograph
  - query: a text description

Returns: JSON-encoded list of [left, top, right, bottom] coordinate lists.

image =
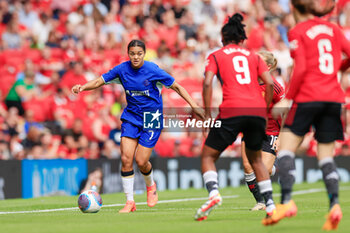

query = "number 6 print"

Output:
[[318, 39, 334, 75]]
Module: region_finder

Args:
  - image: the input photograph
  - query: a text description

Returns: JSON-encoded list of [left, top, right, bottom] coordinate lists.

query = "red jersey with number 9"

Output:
[[205, 44, 269, 119], [286, 17, 350, 103]]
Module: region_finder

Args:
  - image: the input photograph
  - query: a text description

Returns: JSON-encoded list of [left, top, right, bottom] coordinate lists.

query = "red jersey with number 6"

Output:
[[286, 17, 350, 103], [205, 44, 269, 119]]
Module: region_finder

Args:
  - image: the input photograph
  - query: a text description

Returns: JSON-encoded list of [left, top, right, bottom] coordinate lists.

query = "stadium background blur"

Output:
[[0, 0, 350, 160]]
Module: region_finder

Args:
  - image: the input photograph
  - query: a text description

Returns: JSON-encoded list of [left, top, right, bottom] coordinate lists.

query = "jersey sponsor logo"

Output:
[[223, 47, 250, 56], [126, 90, 150, 97], [144, 109, 162, 129], [306, 25, 334, 40]]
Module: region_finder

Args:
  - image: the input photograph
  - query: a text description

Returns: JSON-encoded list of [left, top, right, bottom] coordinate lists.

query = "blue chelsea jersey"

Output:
[[101, 61, 175, 127]]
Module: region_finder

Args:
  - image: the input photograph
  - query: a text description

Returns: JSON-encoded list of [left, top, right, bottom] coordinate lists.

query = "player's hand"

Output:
[[201, 111, 211, 138], [193, 107, 206, 121], [72, 84, 83, 94], [272, 99, 293, 119]]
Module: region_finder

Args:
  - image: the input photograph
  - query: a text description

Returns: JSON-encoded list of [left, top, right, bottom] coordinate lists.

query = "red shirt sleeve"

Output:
[[273, 80, 285, 103], [205, 54, 218, 74], [286, 30, 307, 100]]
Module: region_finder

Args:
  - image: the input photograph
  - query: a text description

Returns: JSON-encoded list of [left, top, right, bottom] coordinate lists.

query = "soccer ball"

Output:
[[78, 190, 103, 213]]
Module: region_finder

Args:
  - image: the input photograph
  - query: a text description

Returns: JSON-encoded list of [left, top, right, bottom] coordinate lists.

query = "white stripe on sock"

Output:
[[277, 150, 295, 159], [203, 170, 218, 183], [318, 157, 334, 167], [258, 179, 273, 194], [245, 172, 256, 182]]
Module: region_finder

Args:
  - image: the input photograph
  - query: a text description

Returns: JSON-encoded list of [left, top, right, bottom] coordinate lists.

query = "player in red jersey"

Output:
[[241, 51, 285, 211], [267, 0, 350, 229], [194, 13, 277, 223]]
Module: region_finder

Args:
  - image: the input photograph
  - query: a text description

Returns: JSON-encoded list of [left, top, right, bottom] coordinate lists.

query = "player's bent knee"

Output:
[[121, 154, 133, 168], [201, 145, 221, 161], [135, 157, 148, 168]]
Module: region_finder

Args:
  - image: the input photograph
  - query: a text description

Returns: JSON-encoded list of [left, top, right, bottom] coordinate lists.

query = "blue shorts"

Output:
[[121, 121, 161, 148]]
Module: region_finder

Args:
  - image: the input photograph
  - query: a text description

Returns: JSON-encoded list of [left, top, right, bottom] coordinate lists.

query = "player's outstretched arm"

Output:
[[170, 81, 205, 120], [202, 71, 215, 119], [72, 76, 105, 94]]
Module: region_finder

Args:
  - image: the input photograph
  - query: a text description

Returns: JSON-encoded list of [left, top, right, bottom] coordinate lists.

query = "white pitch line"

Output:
[[0, 195, 239, 215], [0, 207, 79, 214], [103, 195, 239, 208], [0, 186, 349, 215]]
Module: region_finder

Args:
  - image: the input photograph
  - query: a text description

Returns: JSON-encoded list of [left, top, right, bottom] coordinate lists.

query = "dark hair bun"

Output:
[[228, 13, 244, 25], [221, 12, 247, 44]]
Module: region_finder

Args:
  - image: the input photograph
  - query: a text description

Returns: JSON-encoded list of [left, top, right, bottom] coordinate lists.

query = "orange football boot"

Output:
[[194, 194, 222, 221], [146, 183, 158, 207], [119, 200, 136, 213], [262, 200, 297, 226], [323, 204, 342, 231]]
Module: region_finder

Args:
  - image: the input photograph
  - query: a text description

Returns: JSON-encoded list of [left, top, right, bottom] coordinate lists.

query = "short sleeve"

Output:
[[101, 65, 121, 84], [153, 65, 175, 88], [273, 80, 285, 102], [257, 55, 269, 76], [288, 29, 301, 59], [286, 29, 306, 100], [205, 54, 218, 74]]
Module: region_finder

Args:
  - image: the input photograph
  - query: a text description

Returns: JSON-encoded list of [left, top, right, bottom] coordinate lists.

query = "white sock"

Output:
[[142, 169, 154, 187], [244, 172, 256, 182], [203, 170, 219, 198], [122, 176, 134, 201], [258, 180, 276, 213]]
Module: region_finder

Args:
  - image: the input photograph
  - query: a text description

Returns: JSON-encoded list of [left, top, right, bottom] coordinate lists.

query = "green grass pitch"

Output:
[[0, 182, 349, 233]]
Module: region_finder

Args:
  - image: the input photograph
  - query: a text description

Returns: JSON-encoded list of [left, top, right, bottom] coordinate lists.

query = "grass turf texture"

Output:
[[0, 182, 349, 233]]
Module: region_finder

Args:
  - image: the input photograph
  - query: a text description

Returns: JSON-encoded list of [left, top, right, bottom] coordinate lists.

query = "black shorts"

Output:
[[205, 116, 266, 152], [262, 135, 278, 156], [285, 102, 343, 143]]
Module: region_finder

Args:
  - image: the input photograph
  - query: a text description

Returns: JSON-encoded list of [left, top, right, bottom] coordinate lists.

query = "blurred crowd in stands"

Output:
[[0, 0, 350, 160]]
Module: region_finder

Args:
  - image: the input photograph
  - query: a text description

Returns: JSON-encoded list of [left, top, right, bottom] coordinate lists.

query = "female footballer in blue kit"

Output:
[[72, 40, 205, 213]]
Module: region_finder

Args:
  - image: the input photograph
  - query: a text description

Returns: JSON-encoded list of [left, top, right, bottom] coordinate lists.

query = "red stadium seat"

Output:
[[50, 48, 64, 59], [23, 49, 42, 64], [3, 50, 25, 70]]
